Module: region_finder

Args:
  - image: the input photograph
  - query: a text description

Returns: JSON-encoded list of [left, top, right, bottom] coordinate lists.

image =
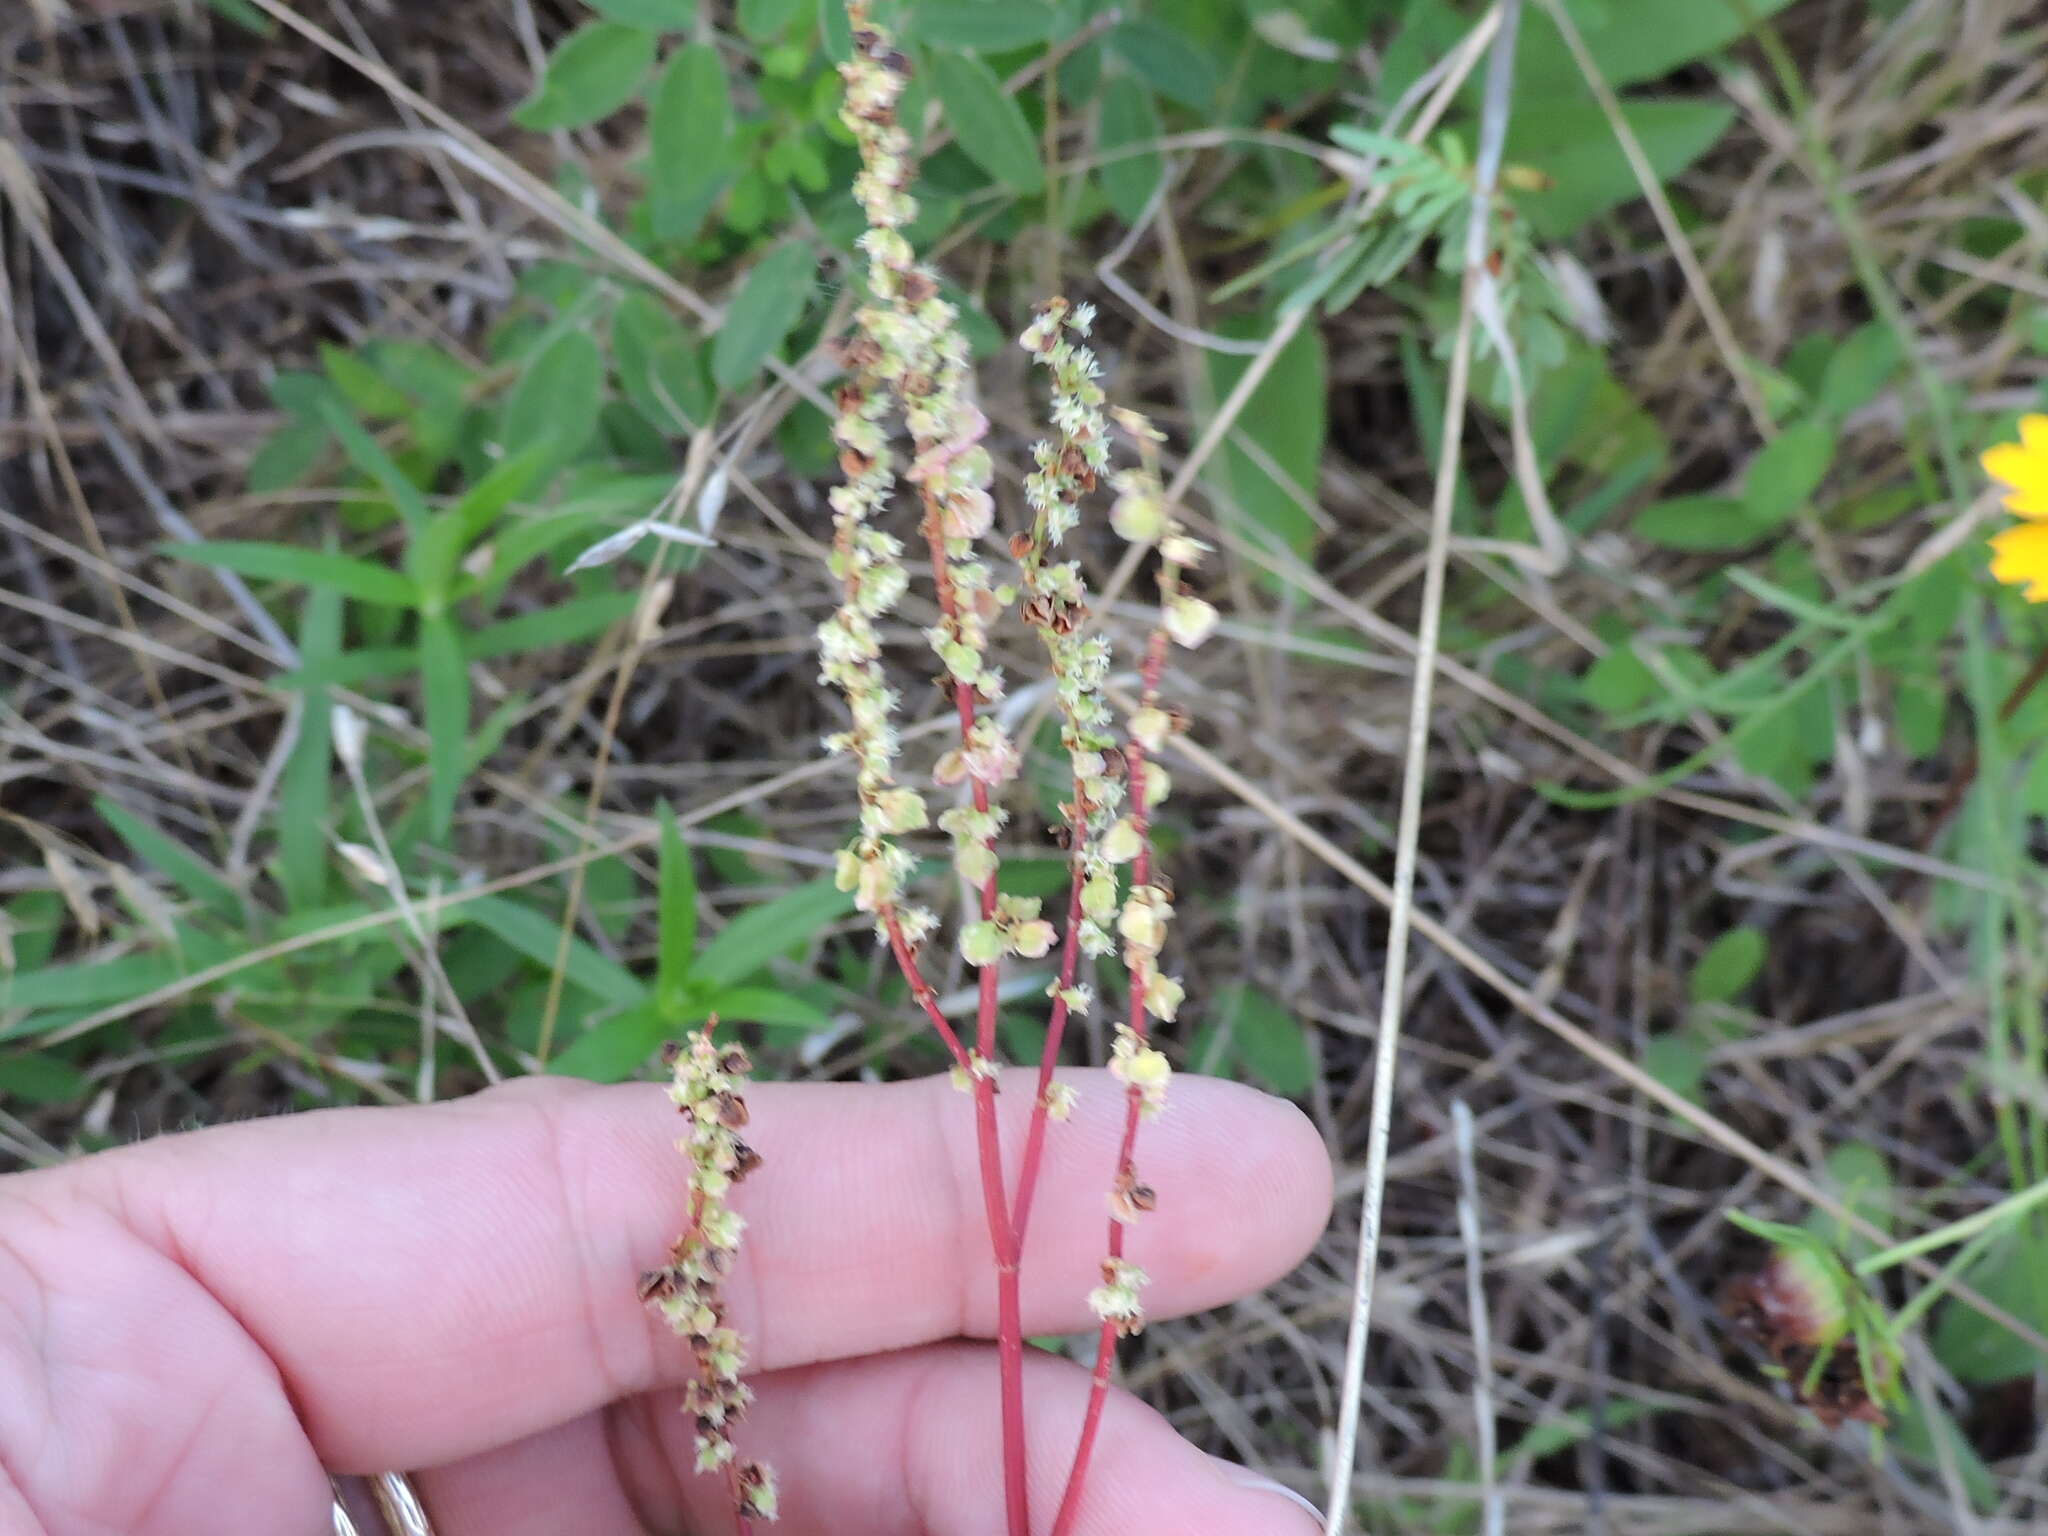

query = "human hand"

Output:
[[0, 1069, 1331, 1534]]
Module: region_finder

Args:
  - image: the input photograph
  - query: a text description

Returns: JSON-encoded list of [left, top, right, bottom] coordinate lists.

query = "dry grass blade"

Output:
[[1321, 8, 1522, 1530]]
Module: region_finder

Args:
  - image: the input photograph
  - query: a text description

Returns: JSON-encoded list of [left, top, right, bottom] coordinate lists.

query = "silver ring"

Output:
[[332, 1473, 437, 1536]]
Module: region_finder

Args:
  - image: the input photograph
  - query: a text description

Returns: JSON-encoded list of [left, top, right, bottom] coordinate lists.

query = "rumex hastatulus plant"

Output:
[[644, 6, 1216, 1532]]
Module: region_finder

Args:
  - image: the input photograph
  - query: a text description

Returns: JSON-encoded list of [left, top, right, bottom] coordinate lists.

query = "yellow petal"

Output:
[[1989, 522, 2048, 602], [2022, 414, 2048, 455], [1983, 440, 2048, 501], [2007, 487, 2048, 519]]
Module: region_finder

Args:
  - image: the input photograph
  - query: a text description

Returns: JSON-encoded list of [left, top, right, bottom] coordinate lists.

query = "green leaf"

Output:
[[1097, 78, 1163, 224], [929, 52, 1045, 194], [711, 242, 818, 391], [1507, 99, 1737, 239], [1932, 1227, 2048, 1383], [503, 329, 605, 470], [1204, 316, 1327, 563], [465, 593, 639, 659], [201, 0, 273, 35], [315, 394, 432, 530], [1691, 926, 1766, 1003], [1631, 494, 1762, 551], [548, 999, 667, 1081], [1211, 983, 1314, 1097], [0, 1049, 92, 1106], [1518, 0, 1799, 93], [1811, 1141, 1894, 1254], [585, 0, 696, 27], [737, 0, 807, 41], [279, 586, 341, 911], [1642, 1031, 1709, 1107], [1817, 323, 1903, 418], [514, 23, 657, 131], [0, 950, 184, 1021], [277, 592, 638, 692], [1107, 18, 1218, 109], [417, 616, 471, 840], [693, 878, 855, 988], [615, 293, 714, 432], [911, 2, 1059, 50], [1742, 419, 1835, 530], [649, 44, 735, 229], [1889, 1396, 1998, 1514], [164, 540, 420, 606], [322, 343, 412, 417], [464, 895, 645, 1006], [697, 985, 830, 1032], [1503, 1402, 1662, 1469], [247, 417, 331, 494], [408, 447, 551, 602], [1580, 643, 1654, 715], [656, 805, 699, 1005], [95, 797, 242, 921]]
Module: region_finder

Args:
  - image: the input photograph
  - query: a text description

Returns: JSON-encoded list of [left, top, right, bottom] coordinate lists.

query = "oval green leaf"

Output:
[[711, 242, 818, 391], [1107, 18, 1218, 109], [930, 52, 1045, 194], [585, 0, 696, 27], [514, 23, 656, 131], [1097, 77, 1162, 223], [911, 1, 1059, 50], [649, 43, 734, 223]]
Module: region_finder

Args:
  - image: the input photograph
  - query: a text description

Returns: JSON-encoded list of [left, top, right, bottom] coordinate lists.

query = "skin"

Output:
[[0, 1068, 1333, 1535]]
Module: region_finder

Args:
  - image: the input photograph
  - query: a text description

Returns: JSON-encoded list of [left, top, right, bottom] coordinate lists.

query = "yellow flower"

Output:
[[1984, 414, 2048, 601], [1985, 414, 2048, 515]]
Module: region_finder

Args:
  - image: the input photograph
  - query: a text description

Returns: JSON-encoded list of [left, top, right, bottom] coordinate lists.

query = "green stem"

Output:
[[1857, 1173, 2048, 1276]]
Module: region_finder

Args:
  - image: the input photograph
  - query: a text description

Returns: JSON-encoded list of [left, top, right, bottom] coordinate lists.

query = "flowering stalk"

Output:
[[836, 13, 1029, 1533], [642, 1021, 777, 1530], [1011, 299, 1123, 1247], [819, 11, 1217, 1532], [1051, 423, 1214, 1536]]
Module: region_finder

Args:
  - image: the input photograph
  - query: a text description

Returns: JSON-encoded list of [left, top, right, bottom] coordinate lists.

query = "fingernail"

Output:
[[1212, 1457, 1323, 1526]]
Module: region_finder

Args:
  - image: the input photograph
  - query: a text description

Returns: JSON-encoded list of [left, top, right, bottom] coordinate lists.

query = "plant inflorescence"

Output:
[[643, 1019, 778, 1529], [644, 6, 1218, 1531]]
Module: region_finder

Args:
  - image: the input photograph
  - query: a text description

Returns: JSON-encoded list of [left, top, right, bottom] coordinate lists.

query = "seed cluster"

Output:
[[642, 1026, 778, 1525]]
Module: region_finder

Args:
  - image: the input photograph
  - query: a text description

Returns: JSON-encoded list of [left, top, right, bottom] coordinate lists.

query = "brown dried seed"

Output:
[[713, 1091, 750, 1129], [638, 1268, 680, 1303]]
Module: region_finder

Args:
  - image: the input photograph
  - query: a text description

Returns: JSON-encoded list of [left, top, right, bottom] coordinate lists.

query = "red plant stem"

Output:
[[881, 910, 973, 1071], [1011, 850, 1088, 1248], [883, 909, 1028, 1533], [1050, 626, 1174, 1536], [895, 498, 1032, 1536], [723, 1464, 755, 1536]]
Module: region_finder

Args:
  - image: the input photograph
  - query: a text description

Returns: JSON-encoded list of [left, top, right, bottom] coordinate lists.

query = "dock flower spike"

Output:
[[1984, 414, 2048, 600]]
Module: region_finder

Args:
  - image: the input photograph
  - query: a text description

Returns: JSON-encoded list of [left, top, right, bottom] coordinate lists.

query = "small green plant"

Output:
[[1722, 1209, 1905, 1443]]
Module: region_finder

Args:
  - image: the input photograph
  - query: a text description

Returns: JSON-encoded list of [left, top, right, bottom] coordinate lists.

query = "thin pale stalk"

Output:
[[1322, 4, 1521, 1527]]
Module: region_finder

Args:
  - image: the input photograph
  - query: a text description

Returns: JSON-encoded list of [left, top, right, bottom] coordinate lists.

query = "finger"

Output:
[[418, 1341, 1320, 1536], [44, 1067, 1329, 1470]]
